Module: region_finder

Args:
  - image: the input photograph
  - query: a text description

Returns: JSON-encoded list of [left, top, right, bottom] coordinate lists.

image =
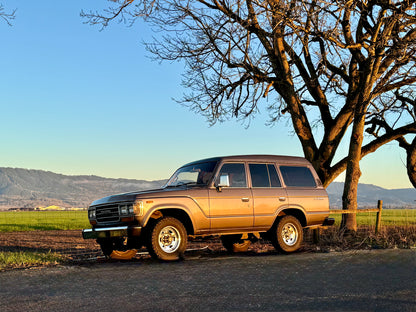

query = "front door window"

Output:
[[216, 163, 247, 188]]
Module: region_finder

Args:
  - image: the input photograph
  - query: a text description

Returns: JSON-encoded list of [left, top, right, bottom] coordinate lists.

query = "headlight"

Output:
[[88, 208, 96, 219]]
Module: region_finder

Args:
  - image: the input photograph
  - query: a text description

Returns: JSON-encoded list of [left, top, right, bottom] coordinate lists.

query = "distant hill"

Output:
[[0, 167, 166, 210], [327, 182, 416, 208], [0, 167, 415, 210]]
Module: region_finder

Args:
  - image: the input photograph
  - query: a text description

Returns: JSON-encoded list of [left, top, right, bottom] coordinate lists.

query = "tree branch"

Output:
[[0, 4, 16, 26]]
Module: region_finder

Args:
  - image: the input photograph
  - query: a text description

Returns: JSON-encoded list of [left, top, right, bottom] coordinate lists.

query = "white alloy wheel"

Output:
[[158, 225, 181, 253], [281, 222, 299, 246]]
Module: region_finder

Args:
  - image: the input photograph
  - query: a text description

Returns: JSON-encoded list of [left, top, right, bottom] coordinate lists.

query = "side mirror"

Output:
[[216, 174, 230, 191]]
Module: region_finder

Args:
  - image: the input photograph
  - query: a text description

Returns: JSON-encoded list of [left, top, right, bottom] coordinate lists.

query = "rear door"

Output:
[[248, 163, 288, 229]]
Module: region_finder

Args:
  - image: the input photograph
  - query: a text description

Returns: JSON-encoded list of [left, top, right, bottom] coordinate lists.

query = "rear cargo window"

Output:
[[279, 166, 316, 187], [249, 164, 281, 187]]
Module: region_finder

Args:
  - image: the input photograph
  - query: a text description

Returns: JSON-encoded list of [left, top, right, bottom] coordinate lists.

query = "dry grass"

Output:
[[305, 226, 416, 252]]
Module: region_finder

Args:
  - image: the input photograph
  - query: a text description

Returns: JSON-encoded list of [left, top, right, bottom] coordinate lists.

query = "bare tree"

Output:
[[83, 0, 416, 230], [0, 3, 15, 26]]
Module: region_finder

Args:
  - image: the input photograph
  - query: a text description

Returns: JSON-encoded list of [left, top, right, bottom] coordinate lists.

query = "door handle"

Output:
[[241, 197, 250, 202], [279, 197, 286, 202]]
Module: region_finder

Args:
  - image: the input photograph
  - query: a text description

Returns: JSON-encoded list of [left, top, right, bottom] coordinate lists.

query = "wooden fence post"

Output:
[[375, 200, 383, 234], [313, 227, 320, 244]]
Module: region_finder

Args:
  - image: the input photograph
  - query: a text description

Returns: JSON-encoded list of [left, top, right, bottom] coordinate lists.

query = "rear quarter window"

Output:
[[279, 166, 316, 187]]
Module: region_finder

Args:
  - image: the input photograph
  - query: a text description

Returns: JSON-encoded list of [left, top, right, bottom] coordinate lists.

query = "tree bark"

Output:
[[406, 137, 416, 189], [341, 104, 367, 231]]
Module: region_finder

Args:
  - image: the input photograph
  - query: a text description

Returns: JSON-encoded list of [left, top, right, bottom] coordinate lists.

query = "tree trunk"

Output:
[[340, 104, 367, 231], [406, 137, 416, 188]]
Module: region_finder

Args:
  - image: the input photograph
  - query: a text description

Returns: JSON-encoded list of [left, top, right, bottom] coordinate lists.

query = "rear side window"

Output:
[[279, 166, 316, 187], [249, 164, 281, 188]]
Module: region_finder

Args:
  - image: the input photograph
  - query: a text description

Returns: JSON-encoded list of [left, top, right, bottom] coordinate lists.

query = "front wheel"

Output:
[[146, 217, 188, 261], [271, 215, 303, 253]]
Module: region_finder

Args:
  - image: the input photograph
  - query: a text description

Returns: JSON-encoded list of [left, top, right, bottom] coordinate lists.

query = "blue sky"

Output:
[[0, 0, 412, 189]]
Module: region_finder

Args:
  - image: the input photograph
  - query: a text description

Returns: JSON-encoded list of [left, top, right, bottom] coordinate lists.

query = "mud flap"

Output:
[[110, 249, 138, 260]]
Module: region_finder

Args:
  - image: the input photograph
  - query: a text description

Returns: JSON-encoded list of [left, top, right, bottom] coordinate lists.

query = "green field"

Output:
[[0, 211, 90, 232], [0, 209, 415, 233], [331, 209, 416, 226]]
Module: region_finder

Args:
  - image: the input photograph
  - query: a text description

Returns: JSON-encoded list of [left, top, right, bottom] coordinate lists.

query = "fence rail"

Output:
[[329, 200, 383, 234], [313, 200, 384, 243]]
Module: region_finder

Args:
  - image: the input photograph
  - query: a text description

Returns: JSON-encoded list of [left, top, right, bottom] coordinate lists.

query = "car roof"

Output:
[[181, 155, 311, 167]]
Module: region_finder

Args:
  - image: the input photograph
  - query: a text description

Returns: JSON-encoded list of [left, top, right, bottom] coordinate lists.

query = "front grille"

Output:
[[96, 204, 120, 223]]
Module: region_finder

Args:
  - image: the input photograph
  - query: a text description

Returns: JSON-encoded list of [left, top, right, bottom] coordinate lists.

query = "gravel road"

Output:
[[0, 249, 415, 311]]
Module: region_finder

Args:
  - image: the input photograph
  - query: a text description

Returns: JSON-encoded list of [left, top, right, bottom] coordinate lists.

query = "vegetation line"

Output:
[[0, 251, 63, 271]]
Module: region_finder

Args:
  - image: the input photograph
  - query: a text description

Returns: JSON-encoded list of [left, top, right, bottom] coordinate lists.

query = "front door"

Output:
[[209, 163, 253, 232]]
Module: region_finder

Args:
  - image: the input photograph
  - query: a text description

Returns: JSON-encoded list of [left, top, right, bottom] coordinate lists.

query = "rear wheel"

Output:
[[271, 215, 303, 253], [146, 217, 187, 261]]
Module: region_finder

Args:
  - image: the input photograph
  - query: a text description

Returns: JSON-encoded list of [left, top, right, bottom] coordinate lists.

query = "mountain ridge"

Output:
[[326, 182, 416, 208], [0, 167, 166, 210], [0, 167, 415, 210]]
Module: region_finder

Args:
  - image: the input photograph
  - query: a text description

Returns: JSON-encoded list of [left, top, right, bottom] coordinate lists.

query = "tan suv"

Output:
[[83, 155, 333, 260]]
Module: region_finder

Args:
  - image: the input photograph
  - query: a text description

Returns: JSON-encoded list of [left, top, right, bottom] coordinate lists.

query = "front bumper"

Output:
[[82, 226, 142, 239]]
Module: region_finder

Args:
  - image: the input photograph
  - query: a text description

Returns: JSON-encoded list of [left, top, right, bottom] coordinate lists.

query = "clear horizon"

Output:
[[0, 1, 414, 189]]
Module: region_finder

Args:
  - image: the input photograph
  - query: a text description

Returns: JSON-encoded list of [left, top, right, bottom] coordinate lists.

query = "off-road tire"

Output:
[[271, 215, 303, 253], [146, 217, 187, 261]]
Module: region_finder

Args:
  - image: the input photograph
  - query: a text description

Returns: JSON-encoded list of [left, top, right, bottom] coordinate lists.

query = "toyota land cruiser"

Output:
[[82, 155, 334, 260]]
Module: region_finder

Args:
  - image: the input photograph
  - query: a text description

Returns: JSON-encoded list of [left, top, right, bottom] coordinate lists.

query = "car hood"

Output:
[[90, 186, 206, 206]]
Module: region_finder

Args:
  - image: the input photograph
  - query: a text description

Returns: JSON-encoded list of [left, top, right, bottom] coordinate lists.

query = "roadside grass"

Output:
[[313, 225, 416, 251], [0, 211, 90, 232], [309, 209, 416, 251], [0, 251, 63, 271]]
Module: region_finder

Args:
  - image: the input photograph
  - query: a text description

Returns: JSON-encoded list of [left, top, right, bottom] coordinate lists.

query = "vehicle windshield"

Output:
[[164, 161, 218, 188]]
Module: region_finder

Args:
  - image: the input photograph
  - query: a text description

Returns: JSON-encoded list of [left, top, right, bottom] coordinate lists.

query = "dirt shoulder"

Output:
[[0, 230, 275, 264], [0, 230, 102, 260]]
